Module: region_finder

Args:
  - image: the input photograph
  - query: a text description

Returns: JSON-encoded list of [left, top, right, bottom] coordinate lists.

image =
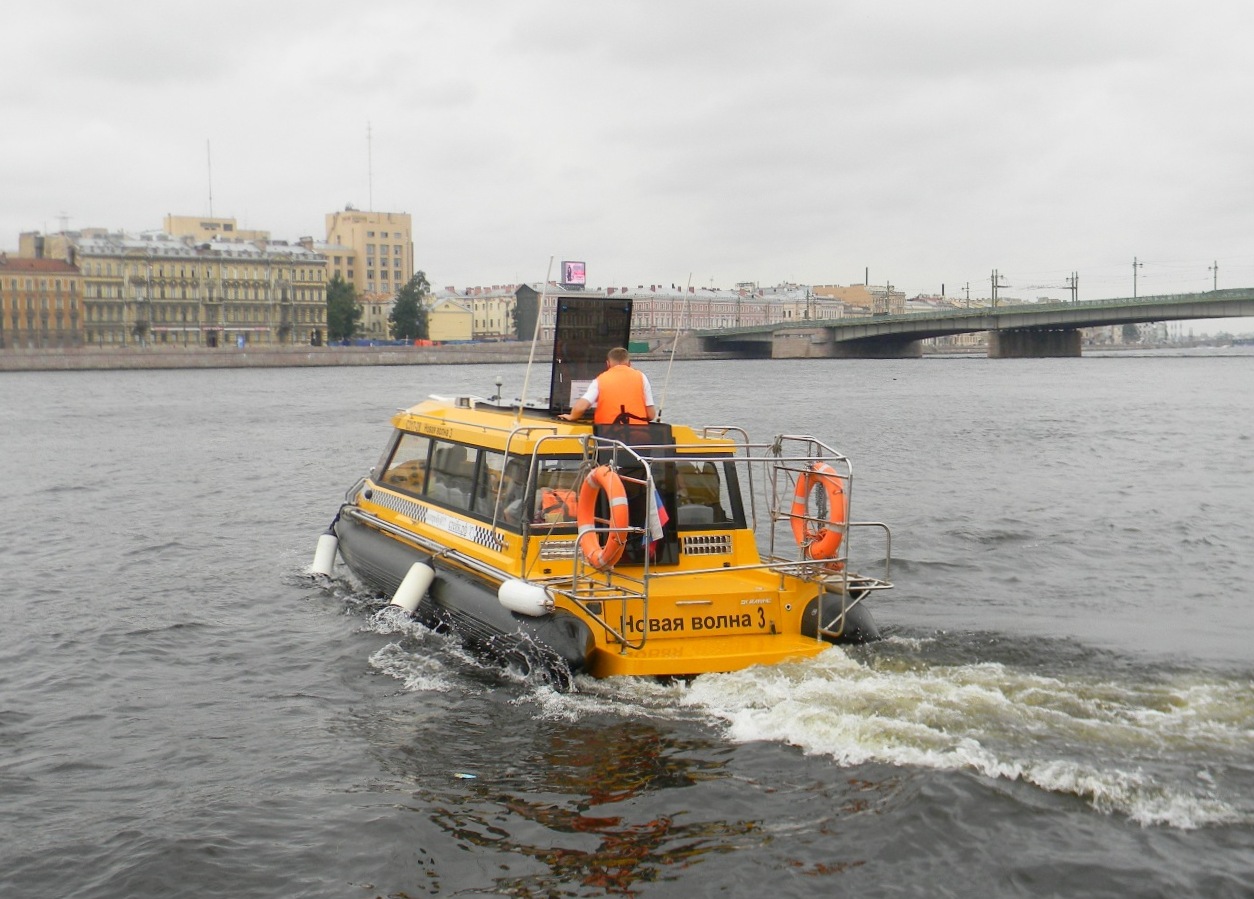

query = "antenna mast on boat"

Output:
[[657, 273, 692, 420], [517, 256, 555, 422]]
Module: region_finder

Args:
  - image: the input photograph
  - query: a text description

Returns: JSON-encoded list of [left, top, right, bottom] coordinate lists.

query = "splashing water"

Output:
[[672, 639, 1253, 829]]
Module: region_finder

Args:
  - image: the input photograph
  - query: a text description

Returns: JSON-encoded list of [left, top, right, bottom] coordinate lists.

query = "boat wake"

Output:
[[512, 633, 1253, 831], [309, 572, 1252, 830], [668, 636, 1253, 830]]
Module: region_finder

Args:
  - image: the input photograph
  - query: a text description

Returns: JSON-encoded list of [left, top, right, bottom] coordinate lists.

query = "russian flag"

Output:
[[645, 485, 669, 554]]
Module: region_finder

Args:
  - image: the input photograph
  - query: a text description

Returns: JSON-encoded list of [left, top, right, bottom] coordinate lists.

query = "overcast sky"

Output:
[[5, 1, 1254, 311]]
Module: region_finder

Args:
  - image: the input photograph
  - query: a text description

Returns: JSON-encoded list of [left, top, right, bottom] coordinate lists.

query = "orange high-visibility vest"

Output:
[[593, 365, 650, 425]]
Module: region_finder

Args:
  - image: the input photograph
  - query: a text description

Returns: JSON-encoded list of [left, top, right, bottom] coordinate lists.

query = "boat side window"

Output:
[[531, 459, 582, 528], [381, 432, 432, 495], [676, 457, 743, 528], [476, 451, 527, 528], [427, 441, 477, 507]]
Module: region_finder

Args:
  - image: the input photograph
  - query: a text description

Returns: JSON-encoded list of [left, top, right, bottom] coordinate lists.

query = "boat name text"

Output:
[[624, 610, 766, 633], [426, 507, 487, 542]]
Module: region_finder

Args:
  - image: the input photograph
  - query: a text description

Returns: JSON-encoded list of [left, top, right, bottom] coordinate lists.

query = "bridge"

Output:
[[691, 287, 1254, 358]]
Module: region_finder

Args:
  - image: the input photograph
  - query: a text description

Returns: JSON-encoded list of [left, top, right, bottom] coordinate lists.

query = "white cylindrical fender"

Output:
[[498, 579, 554, 617], [390, 561, 435, 614], [310, 532, 339, 577]]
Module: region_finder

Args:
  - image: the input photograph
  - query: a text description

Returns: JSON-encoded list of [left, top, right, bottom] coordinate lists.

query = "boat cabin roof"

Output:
[[391, 395, 737, 457]]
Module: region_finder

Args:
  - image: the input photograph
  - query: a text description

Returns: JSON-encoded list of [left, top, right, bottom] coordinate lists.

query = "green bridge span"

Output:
[[692, 287, 1254, 358]]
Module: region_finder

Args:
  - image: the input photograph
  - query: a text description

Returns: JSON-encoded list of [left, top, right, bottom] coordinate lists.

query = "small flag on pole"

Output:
[[646, 485, 669, 552]]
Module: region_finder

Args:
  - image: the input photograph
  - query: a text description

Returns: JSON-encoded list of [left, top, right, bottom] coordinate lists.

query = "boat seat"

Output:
[[384, 459, 426, 490], [679, 461, 721, 505], [429, 445, 475, 506], [677, 504, 715, 525]]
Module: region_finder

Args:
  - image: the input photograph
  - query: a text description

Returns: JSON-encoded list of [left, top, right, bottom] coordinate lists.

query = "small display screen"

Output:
[[561, 261, 586, 287]]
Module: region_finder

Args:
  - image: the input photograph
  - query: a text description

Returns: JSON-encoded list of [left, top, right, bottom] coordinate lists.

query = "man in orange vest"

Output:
[[560, 347, 657, 424]]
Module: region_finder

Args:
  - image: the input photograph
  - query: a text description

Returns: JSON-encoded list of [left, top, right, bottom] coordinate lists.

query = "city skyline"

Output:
[[4, 2, 1254, 306]]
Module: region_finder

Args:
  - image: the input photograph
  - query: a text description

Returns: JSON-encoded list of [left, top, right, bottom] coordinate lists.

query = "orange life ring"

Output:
[[576, 465, 630, 570], [790, 462, 847, 560]]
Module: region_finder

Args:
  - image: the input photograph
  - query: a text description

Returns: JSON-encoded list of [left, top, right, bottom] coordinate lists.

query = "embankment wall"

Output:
[[0, 343, 733, 372]]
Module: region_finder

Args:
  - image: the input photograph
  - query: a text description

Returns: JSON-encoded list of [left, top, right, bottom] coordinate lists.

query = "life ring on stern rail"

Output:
[[790, 462, 847, 560], [576, 465, 630, 570]]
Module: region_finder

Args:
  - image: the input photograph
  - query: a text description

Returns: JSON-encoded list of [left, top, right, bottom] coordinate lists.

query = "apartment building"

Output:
[[322, 207, 414, 301], [24, 229, 328, 347], [0, 254, 82, 348], [813, 283, 906, 315], [358, 295, 394, 340], [433, 285, 516, 341], [164, 214, 270, 243], [427, 296, 473, 342]]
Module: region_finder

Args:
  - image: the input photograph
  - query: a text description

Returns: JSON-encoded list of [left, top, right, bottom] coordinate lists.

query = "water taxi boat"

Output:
[[312, 296, 892, 687]]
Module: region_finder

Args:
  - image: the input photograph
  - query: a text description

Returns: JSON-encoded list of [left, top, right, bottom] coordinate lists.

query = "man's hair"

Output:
[[607, 346, 630, 364]]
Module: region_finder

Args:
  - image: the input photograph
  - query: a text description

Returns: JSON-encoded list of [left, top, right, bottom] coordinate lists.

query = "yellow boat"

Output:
[[313, 296, 892, 687]]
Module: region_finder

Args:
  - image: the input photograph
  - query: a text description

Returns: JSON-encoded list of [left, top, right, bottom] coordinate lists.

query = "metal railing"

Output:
[[518, 429, 894, 652]]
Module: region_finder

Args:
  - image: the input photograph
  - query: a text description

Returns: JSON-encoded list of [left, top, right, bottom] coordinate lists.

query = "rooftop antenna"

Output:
[[206, 139, 214, 217], [367, 122, 373, 211], [517, 256, 556, 423]]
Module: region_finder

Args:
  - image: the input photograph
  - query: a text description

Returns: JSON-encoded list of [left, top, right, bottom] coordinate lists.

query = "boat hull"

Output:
[[334, 511, 595, 687]]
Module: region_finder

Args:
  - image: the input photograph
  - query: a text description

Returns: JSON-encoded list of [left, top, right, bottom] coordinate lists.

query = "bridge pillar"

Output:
[[989, 328, 1082, 358], [771, 328, 837, 358]]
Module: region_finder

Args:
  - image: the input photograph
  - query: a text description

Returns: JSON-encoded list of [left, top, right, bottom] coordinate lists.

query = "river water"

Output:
[[2, 351, 1252, 898]]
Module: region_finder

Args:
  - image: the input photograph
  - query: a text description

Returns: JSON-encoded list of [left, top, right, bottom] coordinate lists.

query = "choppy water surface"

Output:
[[2, 351, 1253, 898]]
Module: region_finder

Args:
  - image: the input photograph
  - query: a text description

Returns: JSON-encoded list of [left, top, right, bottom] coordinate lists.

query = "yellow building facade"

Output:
[[359, 295, 395, 340], [427, 297, 473, 342], [0, 254, 82, 348], [323, 207, 414, 301], [163, 214, 270, 243], [26, 230, 328, 348], [813, 284, 905, 315], [434, 286, 516, 341]]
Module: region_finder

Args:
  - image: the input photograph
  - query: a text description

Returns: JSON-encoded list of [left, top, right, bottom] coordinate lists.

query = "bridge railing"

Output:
[[696, 287, 1254, 335]]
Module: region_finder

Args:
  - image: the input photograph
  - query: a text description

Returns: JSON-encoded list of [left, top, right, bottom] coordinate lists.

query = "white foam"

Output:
[[368, 642, 455, 693], [515, 671, 698, 723], [677, 649, 1251, 829]]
